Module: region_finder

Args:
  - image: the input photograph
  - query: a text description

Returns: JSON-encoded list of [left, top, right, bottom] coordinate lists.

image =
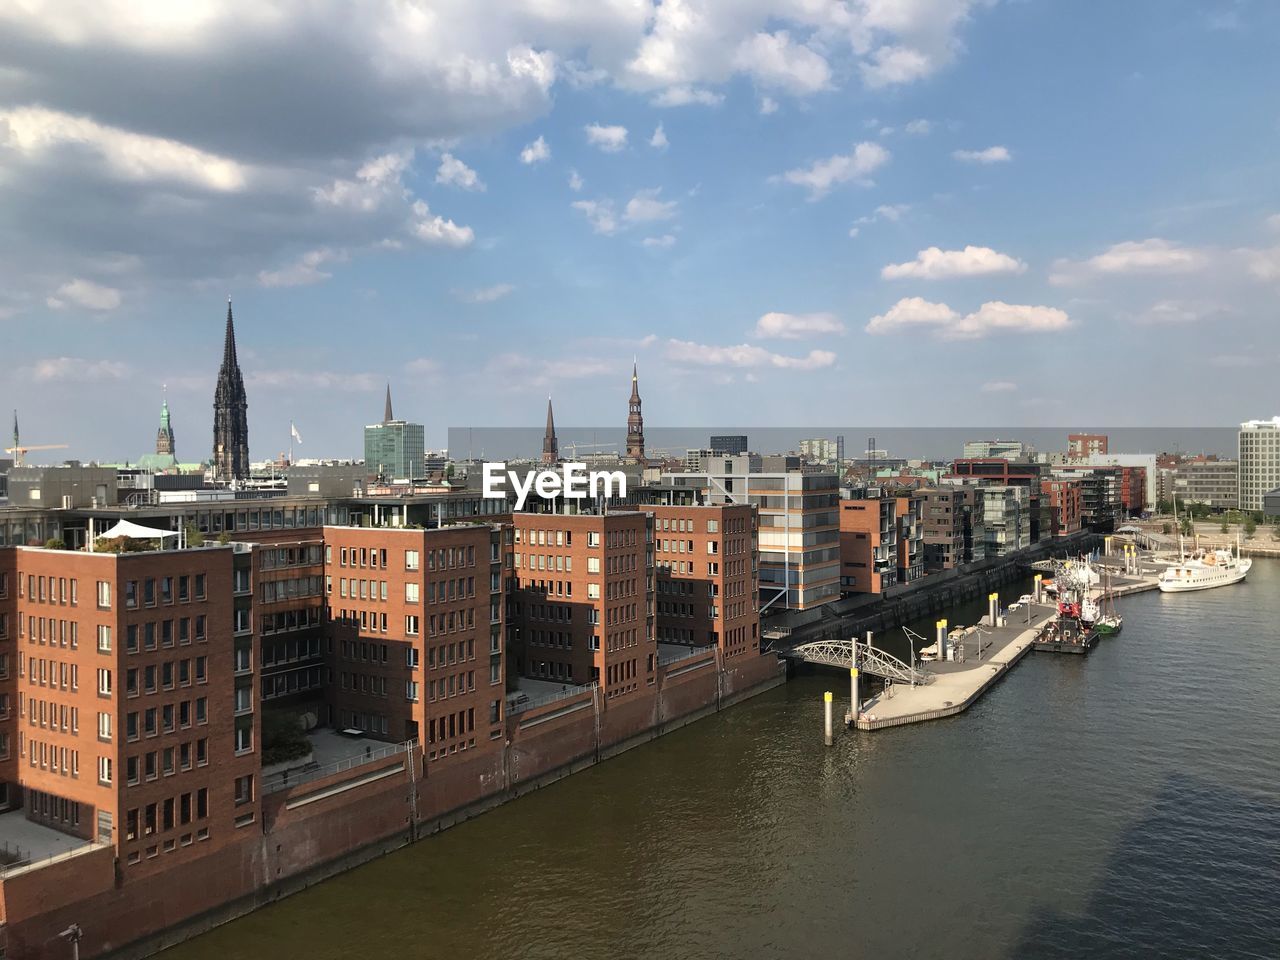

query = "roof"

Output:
[[97, 519, 179, 540]]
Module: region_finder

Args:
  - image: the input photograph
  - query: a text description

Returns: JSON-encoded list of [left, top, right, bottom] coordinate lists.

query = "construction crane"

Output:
[[6, 410, 69, 466]]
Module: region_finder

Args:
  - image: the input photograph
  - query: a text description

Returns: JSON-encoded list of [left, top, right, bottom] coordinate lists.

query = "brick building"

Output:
[[919, 486, 981, 571], [1040, 478, 1083, 537], [1067, 433, 1108, 458], [838, 495, 897, 594]]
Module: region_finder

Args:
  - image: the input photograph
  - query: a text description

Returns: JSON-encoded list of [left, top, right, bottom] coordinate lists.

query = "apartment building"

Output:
[[1172, 459, 1239, 510], [919, 486, 981, 570], [977, 486, 1030, 556], [838, 495, 897, 594], [508, 512, 655, 702], [1040, 478, 1083, 537], [1238, 416, 1280, 511], [1067, 433, 1108, 457], [640, 504, 758, 661], [0, 543, 261, 875], [322, 524, 505, 762], [895, 493, 925, 583]]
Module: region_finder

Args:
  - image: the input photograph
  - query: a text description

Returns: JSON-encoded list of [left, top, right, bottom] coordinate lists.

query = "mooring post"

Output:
[[936, 618, 947, 661], [823, 691, 834, 746], [1034, 573, 1042, 604], [988, 591, 998, 628], [850, 667, 860, 721]]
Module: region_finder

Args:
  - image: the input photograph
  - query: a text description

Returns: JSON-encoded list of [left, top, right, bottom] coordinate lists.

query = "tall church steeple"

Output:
[[626, 359, 645, 461], [212, 297, 250, 481], [384, 383, 395, 423], [156, 387, 175, 457], [541, 397, 558, 465]]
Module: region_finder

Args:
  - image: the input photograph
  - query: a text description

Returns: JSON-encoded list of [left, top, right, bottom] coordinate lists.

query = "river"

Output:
[[163, 561, 1280, 960]]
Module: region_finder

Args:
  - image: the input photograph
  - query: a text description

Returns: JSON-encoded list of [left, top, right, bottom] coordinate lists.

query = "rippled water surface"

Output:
[[165, 561, 1280, 960]]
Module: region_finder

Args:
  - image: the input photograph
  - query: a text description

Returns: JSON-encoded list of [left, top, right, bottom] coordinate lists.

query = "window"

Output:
[[406, 681, 419, 702], [98, 756, 112, 785], [587, 583, 600, 600], [406, 648, 420, 668], [234, 774, 254, 805], [95, 625, 111, 653], [405, 583, 420, 603], [194, 574, 206, 599], [405, 615, 419, 636], [96, 581, 111, 608], [587, 531, 600, 547], [234, 724, 252, 753], [97, 668, 112, 696], [98, 712, 111, 741], [405, 550, 420, 571], [587, 557, 601, 574]]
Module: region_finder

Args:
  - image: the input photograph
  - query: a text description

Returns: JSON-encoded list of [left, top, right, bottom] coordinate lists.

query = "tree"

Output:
[[184, 522, 205, 547], [1180, 517, 1193, 537], [43, 537, 66, 550], [1220, 520, 1229, 534], [1161, 522, 1173, 535], [1243, 516, 1256, 537]]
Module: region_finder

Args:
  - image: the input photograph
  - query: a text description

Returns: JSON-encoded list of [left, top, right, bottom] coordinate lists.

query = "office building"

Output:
[[1067, 433, 1108, 458], [364, 386, 426, 482], [977, 486, 1030, 556], [962, 439, 1029, 460], [1172, 459, 1238, 510], [1238, 416, 1280, 511], [709, 435, 748, 456]]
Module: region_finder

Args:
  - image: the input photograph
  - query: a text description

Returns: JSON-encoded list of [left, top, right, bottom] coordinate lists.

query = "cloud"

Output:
[[779, 142, 890, 200], [981, 380, 1017, 393], [435, 153, 485, 191], [585, 123, 628, 152], [665, 340, 836, 370], [453, 283, 514, 304], [753, 312, 845, 339], [258, 247, 346, 288], [732, 31, 832, 94], [571, 199, 619, 235], [861, 45, 932, 87], [1050, 238, 1207, 284], [642, 234, 677, 249], [486, 352, 619, 389], [568, 169, 584, 192], [881, 245, 1027, 280], [759, 97, 779, 115], [953, 146, 1012, 164], [649, 124, 669, 150], [519, 136, 550, 165], [624, 188, 678, 223], [1266, 214, 1280, 232], [904, 119, 932, 135], [46, 278, 123, 310], [866, 297, 1071, 339], [1133, 300, 1224, 325], [850, 203, 910, 237], [651, 86, 725, 107], [404, 357, 441, 375], [410, 200, 474, 247], [1240, 246, 1280, 282], [29, 356, 129, 382], [247, 369, 382, 392]]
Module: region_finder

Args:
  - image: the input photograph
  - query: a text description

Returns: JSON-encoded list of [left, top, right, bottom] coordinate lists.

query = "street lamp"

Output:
[[60, 924, 83, 960]]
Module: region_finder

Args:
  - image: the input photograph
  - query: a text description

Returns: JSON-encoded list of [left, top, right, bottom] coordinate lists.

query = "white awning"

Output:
[[97, 520, 179, 540]]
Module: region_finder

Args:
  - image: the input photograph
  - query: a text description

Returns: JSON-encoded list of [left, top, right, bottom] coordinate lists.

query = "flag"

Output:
[[291, 422, 302, 445]]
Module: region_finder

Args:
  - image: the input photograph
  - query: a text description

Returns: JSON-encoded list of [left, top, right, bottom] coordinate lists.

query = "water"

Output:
[[165, 562, 1280, 960]]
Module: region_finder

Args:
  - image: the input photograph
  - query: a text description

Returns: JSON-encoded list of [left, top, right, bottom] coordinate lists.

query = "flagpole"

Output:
[[289, 420, 294, 467]]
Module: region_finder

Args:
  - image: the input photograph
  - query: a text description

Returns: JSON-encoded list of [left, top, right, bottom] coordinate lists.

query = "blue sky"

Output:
[[1, 0, 1278, 463]]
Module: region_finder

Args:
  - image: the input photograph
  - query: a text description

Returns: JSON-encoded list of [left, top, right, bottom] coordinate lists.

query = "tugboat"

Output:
[[1032, 560, 1100, 655]]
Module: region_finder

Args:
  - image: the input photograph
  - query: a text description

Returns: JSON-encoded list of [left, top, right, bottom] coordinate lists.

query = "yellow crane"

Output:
[[6, 410, 69, 466]]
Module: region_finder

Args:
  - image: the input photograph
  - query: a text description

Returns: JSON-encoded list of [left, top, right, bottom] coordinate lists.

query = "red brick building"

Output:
[[838, 496, 898, 594], [1040, 478, 1083, 537], [1068, 433, 1109, 457]]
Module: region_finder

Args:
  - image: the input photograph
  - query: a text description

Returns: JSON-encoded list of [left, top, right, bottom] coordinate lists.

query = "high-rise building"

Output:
[[1238, 416, 1280, 511], [799, 438, 840, 463], [1067, 433, 1108, 458], [1172, 458, 1238, 510], [962, 439, 1028, 460], [363, 385, 425, 482], [709, 435, 748, 456], [920, 486, 982, 570], [541, 397, 558, 465], [626, 362, 645, 461], [212, 299, 250, 481]]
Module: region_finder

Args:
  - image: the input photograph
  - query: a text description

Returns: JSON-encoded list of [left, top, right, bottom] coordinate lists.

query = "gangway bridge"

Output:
[[780, 638, 934, 686]]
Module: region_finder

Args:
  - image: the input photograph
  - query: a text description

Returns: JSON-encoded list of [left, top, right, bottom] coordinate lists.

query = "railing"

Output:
[[0, 840, 109, 877], [658, 645, 716, 667], [262, 739, 416, 794], [507, 682, 597, 716]]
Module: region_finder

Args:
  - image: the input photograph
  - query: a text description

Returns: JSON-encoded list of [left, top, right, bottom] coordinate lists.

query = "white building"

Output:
[[1239, 416, 1280, 511]]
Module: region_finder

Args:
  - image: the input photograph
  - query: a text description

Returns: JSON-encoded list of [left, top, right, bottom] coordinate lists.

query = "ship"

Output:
[[1032, 559, 1099, 654], [1157, 542, 1252, 593]]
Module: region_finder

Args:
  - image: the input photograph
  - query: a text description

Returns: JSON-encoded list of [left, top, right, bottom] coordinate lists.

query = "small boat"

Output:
[[1157, 538, 1252, 593], [1094, 613, 1123, 636]]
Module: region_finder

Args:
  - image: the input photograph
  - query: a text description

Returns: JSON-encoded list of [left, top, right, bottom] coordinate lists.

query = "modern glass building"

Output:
[[1238, 416, 1280, 511], [364, 385, 424, 481]]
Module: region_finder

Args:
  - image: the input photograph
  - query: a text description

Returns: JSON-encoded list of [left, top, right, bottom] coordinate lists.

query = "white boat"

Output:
[[1157, 544, 1252, 593]]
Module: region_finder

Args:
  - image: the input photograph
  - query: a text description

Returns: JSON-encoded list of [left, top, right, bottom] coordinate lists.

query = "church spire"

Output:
[[212, 297, 250, 481], [222, 297, 239, 368], [156, 386, 175, 458], [541, 396, 558, 465], [384, 383, 394, 423], [626, 360, 645, 461]]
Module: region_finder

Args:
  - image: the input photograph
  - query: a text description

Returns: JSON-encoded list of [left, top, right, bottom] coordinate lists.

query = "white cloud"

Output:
[[30, 356, 129, 382], [1134, 300, 1220, 325], [1240, 246, 1280, 282], [46, 278, 122, 311], [1050, 238, 1208, 284], [861, 46, 932, 88], [435, 153, 484, 191], [571, 199, 619, 235], [258, 247, 346, 288], [624, 188, 678, 223], [404, 357, 440, 375], [904, 119, 932, 135], [585, 123, 628, 152], [454, 283, 514, 304], [851, 203, 911, 235], [779, 142, 890, 200], [867, 297, 1071, 339], [1266, 213, 1280, 231], [665, 339, 836, 370], [882, 245, 1027, 280], [410, 200, 474, 247], [732, 31, 832, 94], [981, 380, 1017, 393], [848, 227, 860, 238], [2, 106, 248, 192], [643, 234, 677, 249], [568, 169, 584, 192], [649, 124, 669, 150], [760, 96, 779, 115], [486, 352, 619, 389], [519, 136, 550, 165], [753, 312, 845, 339], [953, 145, 1012, 164], [248, 369, 382, 392], [651, 86, 725, 107]]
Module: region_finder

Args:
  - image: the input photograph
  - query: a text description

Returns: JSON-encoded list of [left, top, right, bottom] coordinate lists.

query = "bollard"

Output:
[[850, 667, 860, 719], [988, 592, 998, 628], [823, 691, 834, 746], [936, 618, 947, 661], [1033, 573, 1042, 605]]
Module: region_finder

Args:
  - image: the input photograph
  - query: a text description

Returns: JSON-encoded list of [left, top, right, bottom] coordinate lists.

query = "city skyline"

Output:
[[3, 2, 1280, 459]]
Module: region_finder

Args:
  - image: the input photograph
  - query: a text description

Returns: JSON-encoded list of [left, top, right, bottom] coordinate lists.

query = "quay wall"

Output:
[[0, 653, 784, 960]]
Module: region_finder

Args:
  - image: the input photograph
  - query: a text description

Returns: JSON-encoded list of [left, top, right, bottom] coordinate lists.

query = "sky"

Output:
[[1, 0, 1278, 464]]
